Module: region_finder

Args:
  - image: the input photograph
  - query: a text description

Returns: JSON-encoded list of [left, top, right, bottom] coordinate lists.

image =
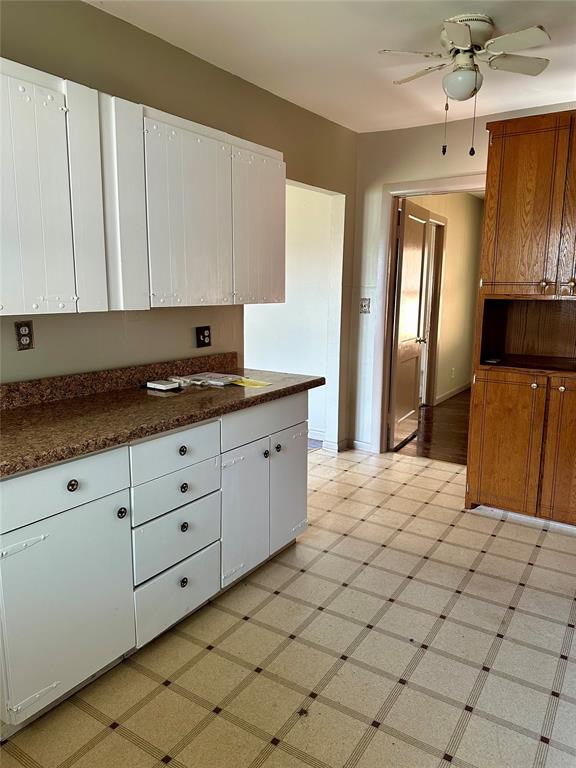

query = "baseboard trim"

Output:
[[308, 428, 325, 442], [434, 382, 471, 406]]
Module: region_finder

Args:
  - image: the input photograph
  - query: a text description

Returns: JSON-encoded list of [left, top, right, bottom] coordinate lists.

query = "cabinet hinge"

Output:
[[59, 106, 69, 113], [472, 374, 476, 385], [7, 681, 61, 714], [222, 456, 245, 469], [291, 520, 307, 534], [0, 534, 48, 560]]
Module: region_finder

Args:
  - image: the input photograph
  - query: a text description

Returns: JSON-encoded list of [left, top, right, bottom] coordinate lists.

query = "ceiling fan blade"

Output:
[[443, 20, 472, 49], [485, 25, 551, 54], [378, 48, 446, 59], [393, 62, 450, 85], [489, 54, 550, 76]]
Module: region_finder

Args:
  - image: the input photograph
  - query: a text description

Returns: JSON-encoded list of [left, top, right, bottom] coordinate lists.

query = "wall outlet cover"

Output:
[[196, 326, 212, 348], [15, 320, 34, 351], [360, 298, 371, 314]]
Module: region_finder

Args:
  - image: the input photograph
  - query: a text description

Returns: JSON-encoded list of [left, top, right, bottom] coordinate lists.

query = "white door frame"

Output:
[[372, 173, 486, 454]]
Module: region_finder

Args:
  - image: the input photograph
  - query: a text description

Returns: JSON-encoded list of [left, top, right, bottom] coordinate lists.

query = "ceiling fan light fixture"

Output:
[[442, 67, 483, 100]]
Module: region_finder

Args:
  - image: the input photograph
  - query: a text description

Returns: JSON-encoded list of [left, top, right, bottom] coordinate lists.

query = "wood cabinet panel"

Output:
[[466, 369, 547, 515], [539, 376, 576, 525], [558, 114, 576, 295], [480, 112, 573, 296]]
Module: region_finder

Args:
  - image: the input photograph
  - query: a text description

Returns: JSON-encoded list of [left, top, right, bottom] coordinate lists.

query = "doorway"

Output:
[[244, 181, 345, 450], [385, 191, 484, 464]]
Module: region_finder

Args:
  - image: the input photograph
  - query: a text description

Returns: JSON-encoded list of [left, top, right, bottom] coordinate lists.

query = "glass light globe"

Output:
[[442, 68, 483, 101]]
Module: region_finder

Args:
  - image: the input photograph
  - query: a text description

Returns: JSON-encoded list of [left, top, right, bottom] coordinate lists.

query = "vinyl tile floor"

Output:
[[2, 449, 576, 768]]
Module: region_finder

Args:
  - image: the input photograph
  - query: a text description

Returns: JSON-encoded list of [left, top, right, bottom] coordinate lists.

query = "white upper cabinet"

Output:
[[144, 117, 233, 307], [0, 59, 108, 315], [232, 147, 286, 305], [99, 95, 150, 310]]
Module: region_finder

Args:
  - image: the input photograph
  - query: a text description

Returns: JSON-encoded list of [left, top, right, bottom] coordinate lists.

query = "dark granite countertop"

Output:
[[0, 369, 324, 478]]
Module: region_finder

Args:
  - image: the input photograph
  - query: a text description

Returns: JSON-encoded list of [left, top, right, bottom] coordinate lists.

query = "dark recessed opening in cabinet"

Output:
[[480, 298, 576, 373]]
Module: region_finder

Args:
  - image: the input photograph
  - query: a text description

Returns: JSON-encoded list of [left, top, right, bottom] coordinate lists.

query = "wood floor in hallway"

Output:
[[397, 388, 471, 465]]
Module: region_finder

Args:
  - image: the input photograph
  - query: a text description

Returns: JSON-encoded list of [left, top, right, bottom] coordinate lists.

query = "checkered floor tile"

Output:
[[2, 450, 576, 768]]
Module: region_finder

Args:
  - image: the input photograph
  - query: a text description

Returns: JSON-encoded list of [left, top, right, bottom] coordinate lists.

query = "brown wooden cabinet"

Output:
[[466, 369, 547, 516], [480, 111, 574, 296], [558, 113, 576, 296], [539, 375, 576, 525]]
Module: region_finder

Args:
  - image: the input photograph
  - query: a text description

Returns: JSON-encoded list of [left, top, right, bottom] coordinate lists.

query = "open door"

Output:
[[388, 199, 430, 449]]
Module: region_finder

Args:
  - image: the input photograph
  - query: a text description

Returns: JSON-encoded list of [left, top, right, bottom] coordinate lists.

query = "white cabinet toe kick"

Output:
[[0, 392, 309, 735]]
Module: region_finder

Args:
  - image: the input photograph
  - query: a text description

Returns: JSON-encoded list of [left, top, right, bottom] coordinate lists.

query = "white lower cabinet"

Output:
[[0, 490, 135, 724], [221, 437, 270, 587], [270, 423, 308, 553], [134, 541, 220, 647]]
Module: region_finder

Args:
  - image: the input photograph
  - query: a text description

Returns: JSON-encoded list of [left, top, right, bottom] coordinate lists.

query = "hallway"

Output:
[[398, 390, 471, 465]]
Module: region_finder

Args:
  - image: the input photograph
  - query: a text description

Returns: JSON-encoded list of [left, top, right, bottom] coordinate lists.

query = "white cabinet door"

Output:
[[221, 437, 270, 587], [269, 422, 308, 553], [144, 118, 233, 307], [0, 74, 76, 315], [232, 148, 286, 305], [0, 490, 135, 724]]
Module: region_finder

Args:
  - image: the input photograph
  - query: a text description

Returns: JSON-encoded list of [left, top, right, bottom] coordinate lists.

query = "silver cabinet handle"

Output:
[[531, 383, 538, 389], [559, 386, 566, 393]]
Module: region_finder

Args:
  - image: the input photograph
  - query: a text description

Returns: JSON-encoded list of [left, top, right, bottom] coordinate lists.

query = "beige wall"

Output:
[[351, 102, 576, 450], [407, 193, 483, 403], [0, 1, 356, 396]]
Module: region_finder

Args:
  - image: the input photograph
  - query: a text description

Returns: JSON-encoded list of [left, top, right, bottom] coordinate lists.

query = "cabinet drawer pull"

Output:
[[117, 507, 128, 519], [180, 483, 189, 493], [179, 445, 188, 456], [66, 479, 79, 492], [263, 449, 270, 459], [180, 521, 189, 532], [275, 443, 282, 452], [180, 577, 188, 588], [530, 383, 538, 389], [559, 386, 566, 393]]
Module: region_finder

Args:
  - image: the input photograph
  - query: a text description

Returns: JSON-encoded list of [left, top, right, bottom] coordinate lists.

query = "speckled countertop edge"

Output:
[[0, 370, 325, 479]]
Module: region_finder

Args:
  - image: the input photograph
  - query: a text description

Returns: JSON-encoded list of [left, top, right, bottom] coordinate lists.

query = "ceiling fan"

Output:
[[379, 14, 551, 101]]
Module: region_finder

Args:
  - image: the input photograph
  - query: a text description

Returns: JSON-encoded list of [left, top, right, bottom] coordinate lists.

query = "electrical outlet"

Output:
[[360, 298, 371, 314], [196, 326, 211, 348], [15, 320, 34, 351]]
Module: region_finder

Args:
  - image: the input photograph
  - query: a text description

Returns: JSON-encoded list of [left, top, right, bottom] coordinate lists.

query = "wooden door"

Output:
[[221, 437, 270, 588], [389, 199, 429, 448], [480, 112, 573, 296], [539, 376, 576, 524], [558, 113, 576, 296], [0, 491, 135, 724], [269, 422, 308, 553], [466, 369, 547, 515], [232, 148, 286, 304], [0, 73, 76, 316]]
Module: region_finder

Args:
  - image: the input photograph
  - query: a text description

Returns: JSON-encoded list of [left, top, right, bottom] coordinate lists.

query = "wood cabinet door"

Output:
[[269, 422, 308, 553], [480, 112, 573, 296], [0, 491, 135, 724], [1, 73, 76, 315], [221, 437, 270, 588], [466, 369, 547, 515], [558, 114, 576, 296], [232, 148, 286, 304], [539, 376, 576, 525]]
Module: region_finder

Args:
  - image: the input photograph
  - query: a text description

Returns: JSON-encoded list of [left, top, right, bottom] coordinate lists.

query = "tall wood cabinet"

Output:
[[467, 109, 576, 526]]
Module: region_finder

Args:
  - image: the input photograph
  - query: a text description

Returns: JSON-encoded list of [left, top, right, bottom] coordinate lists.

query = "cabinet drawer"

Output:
[[131, 456, 220, 526], [134, 541, 220, 647], [0, 447, 130, 535], [221, 393, 308, 452], [133, 491, 221, 584], [130, 421, 220, 485]]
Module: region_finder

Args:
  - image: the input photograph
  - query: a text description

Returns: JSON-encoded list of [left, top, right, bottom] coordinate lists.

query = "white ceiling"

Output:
[[87, 0, 576, 132]]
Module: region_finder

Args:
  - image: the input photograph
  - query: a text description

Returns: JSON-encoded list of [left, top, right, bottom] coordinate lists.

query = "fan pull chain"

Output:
[[469, 71, 478, 157], [442, 95, 449, 156]]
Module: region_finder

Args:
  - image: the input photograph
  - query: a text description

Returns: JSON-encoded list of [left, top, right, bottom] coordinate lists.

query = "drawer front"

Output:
[[131, 456, 221, 526], [130, 421, 220, 486], [221, 392, 308, 452], [133, 491, 221, 585], [0, 448, 130, 535], [134, 541, 220, 647]]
